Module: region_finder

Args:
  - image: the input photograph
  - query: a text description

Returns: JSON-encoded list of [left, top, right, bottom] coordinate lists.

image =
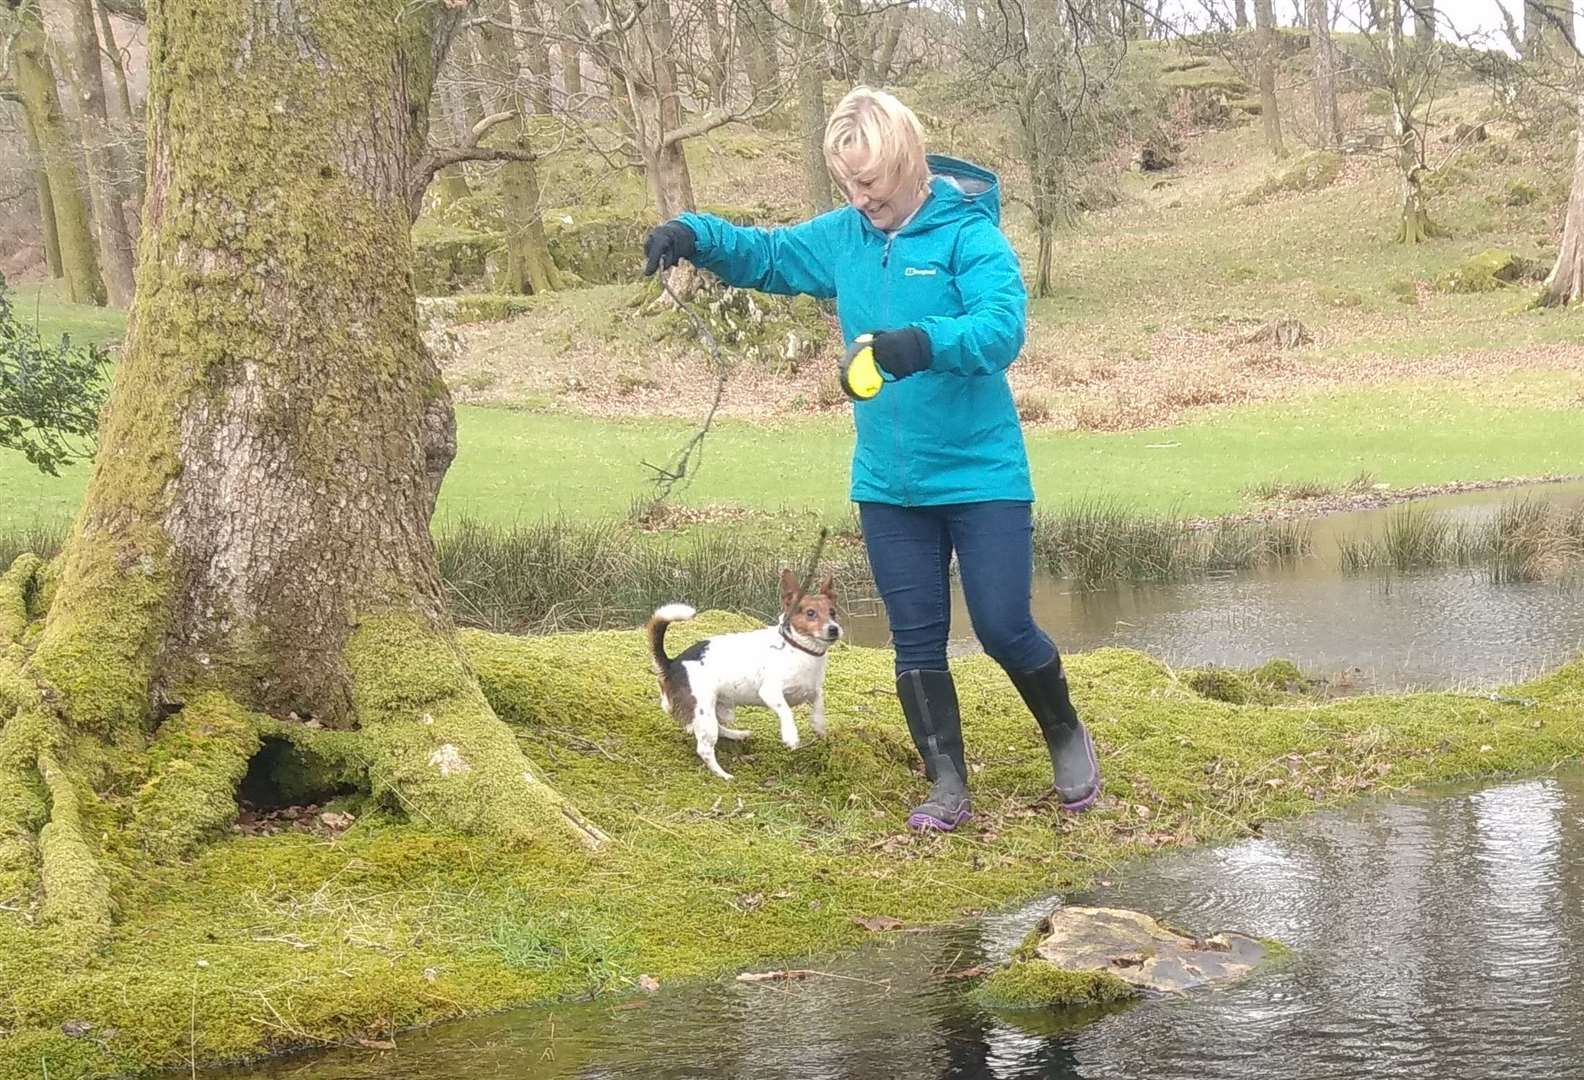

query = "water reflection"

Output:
[[846, 482, 1584, 690], [219, 772, 1584, 1080]]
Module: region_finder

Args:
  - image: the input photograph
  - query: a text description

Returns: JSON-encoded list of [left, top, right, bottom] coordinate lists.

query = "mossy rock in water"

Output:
[[1020, 906, 1272, 993], [972, 959, 1138, 1010], [1438, 249, 1546, 294], [412, 223, 501, 296], [1251, 658, 1310, 693]]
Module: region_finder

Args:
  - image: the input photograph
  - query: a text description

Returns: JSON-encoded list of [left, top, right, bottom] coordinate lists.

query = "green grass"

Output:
[[7, 387, 1581, 532], [3, 620, 1582, 1079], [2, 278, 128, 349]]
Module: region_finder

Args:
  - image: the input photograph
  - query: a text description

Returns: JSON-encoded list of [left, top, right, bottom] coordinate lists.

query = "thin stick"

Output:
[[642, 272, 732, 500], [797, 527, 831, 597]]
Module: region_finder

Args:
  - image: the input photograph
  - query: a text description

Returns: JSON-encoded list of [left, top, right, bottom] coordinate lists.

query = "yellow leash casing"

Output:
[[841, 334, 884, 401]]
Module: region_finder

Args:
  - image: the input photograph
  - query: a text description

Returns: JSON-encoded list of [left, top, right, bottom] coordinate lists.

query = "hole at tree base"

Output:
[[236, 737, 364, 831]]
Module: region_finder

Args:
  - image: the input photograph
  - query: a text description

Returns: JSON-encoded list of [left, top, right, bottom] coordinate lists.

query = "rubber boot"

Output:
[[1008, 654, 1101, 812], [896, 668, 972, 831]]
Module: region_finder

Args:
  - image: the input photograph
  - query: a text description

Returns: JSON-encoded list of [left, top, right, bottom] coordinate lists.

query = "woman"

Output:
[[642, 87, 1100, 831]]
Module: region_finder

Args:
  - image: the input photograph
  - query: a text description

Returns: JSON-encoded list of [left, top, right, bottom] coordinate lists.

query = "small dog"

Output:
[[647, 569, 841, 780]]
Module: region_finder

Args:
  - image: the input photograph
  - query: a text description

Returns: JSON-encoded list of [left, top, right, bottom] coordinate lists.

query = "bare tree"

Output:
[[1542, 95, 1584, 303]]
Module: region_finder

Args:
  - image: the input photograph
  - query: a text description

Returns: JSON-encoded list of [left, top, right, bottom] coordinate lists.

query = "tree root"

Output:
[[347, 612, 608, 850], [1, 552, 43, 648], [132, 693, 261, 862], [37, 746, 115, 950]]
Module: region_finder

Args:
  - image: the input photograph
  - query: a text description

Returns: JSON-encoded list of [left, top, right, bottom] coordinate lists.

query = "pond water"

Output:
[[846, 481, 1584, 691], [218, 769, 1584, 1079]]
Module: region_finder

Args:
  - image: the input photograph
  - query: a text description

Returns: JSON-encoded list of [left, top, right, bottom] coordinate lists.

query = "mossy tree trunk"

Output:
[[2, 0, 602, 950], [8, 0, 107, 305], [1308, 0, 1342, 149], [1253, 0, 1286, 159], [45, 0, 138, 306], [1541, 96, 1584, 305], [19, 106, 65, 278]]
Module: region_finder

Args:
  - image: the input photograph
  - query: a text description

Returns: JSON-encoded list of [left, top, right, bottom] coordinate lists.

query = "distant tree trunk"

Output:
[[1541, 96, 1584, 305], [874, 8, 905, 81], [431, 73, 474, 207], [477, 0, 564, 292], [558, 1, 585, 101], [19, 108, 65, 278], [1411, 0, 1434, 45], [8, 1, 106, 305], [1523, 0, 1539, 53], [513, 0, 555, 114], [638, 0, 696, 218], [1254, 0, 1286, 158], [1235, 0, 1249, 29], [47, 0, 138, 306], [702, 0, 730, 106], [739, 0, 779, 95], [92, 0, 143, 215], [95, 0, 133, 121], [1386, 0, 1435, 242], [1309, 0, 1342, 148], [789, 0, 833, 213]]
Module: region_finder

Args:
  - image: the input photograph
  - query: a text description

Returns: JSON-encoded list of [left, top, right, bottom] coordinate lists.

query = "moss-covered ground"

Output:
[[1, 610, 1579, 1078]]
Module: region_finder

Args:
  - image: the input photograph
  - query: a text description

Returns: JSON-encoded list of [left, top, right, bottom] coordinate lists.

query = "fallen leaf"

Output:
[[853, 915, 904, 932], [638, 974, 661, 993], [943, 965, 989, 980], [319, 811, 356, 831]]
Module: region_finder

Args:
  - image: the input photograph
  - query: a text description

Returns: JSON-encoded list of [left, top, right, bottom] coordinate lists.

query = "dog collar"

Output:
[[779, 622, 830, 657]]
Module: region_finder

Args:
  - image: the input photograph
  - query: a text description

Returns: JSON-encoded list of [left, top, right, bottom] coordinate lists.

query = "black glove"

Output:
[[870, 327, 932, 379], [643, 220, 697, 276]]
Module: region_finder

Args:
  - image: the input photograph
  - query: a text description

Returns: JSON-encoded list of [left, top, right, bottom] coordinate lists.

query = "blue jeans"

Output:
[[858, 500, 1059, 677]]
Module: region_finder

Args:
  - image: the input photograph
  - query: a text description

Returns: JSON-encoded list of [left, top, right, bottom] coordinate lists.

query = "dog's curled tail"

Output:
[[646, 603, 697, 673]]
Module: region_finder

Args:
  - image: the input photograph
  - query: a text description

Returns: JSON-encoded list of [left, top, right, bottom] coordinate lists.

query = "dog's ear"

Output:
[[819, 574, 836, 599], [779, 568, 801, 609]]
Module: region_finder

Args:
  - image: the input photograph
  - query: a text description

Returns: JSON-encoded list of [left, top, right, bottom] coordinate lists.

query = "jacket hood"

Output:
[[906, 154, 1002, 232]]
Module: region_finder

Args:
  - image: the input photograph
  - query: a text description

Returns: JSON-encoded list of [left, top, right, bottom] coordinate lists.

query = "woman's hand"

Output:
[[643, 220, 698, 276], [869, 327, 932, 379]]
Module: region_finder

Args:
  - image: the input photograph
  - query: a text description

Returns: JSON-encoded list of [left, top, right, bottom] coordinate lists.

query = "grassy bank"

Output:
[[1, 614, 1580, 1079], [4, 385, 1582, 532]]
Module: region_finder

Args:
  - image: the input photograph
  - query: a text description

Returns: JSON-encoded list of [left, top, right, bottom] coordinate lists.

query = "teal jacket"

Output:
[[679, 155, 1033, 507]]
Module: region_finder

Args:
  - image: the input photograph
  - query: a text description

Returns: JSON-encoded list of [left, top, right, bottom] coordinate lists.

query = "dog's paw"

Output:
[[780, 731, 801, 751]]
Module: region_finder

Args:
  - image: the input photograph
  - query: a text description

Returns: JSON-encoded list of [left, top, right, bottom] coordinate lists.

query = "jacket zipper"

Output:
[[879, 230, 910, 505]]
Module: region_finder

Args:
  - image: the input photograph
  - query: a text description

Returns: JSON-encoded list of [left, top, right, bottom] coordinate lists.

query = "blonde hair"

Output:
[[823, 86, 929, 197]]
